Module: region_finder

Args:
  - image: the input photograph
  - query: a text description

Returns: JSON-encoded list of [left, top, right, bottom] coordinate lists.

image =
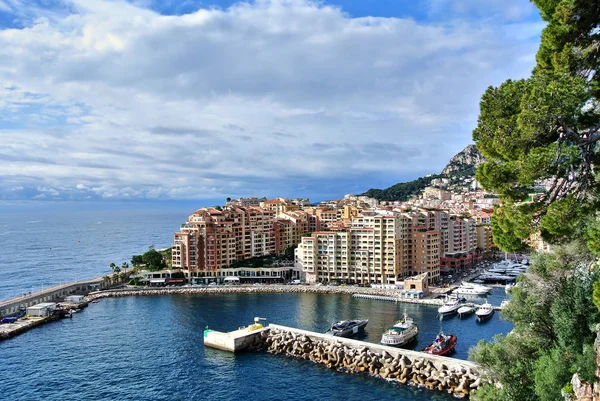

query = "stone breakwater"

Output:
[[256, 325, 482, 398], [86, 285, 443, 306]]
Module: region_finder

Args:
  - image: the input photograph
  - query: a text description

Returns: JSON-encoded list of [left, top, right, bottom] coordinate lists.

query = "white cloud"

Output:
[[0, 0, 543, 201]]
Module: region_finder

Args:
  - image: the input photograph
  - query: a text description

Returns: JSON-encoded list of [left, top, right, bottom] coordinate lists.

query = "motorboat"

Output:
[[422, 331, 457, 356], [500, 299, 510, 309], [380, 313, 418, 347], [453, 282, 492, 296], [476, 302, 495, 321], [457, 304, 476, 318], [326, 319, 368, 337], [438, 295, 461, 316]]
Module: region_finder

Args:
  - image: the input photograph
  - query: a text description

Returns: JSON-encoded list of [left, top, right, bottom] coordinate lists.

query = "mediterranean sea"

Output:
[[0, 209, 186, 300], [0, 208, 513, 400]]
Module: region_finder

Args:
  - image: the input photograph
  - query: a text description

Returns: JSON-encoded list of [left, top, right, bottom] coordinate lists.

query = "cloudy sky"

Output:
[[0, 0, 544, 205]]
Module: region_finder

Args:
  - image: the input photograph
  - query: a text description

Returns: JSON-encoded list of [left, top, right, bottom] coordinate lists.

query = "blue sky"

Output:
[[0, 0, 544, 207]]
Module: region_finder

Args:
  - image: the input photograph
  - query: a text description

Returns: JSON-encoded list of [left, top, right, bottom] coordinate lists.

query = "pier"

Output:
[[203, 323, 483, 397], [0, 315, 63, 340], [0, 277, 106, 319]]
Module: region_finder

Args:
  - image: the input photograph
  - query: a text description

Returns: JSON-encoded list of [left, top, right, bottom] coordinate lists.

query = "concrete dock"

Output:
[[0, 315, 63, 340], [204, 326, 268, 352]]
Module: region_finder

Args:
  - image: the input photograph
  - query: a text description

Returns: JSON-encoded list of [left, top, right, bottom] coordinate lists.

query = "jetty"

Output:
[[0, 277, 106, 341], [203, 322, 482, 398], [0, 277, 105, 318]]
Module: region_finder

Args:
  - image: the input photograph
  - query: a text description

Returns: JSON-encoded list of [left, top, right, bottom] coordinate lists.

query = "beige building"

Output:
[[296, 214, 401, 284], [476, 225, 495, 254]]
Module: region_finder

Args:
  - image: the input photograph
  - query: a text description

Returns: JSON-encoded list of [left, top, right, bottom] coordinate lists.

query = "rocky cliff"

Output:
[[441, 144, 486, 177]]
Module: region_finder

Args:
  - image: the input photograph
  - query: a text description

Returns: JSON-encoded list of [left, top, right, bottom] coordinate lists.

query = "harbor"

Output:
[[0, 285, 513, 400]]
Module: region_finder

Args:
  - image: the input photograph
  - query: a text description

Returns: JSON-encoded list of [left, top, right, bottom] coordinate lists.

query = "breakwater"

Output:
[[256, 324, 482, 398], [86, 285, 444, 306], [0, 277, 106, 318]]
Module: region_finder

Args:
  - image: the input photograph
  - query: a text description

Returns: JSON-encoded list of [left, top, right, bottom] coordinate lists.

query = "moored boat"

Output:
[[326, 319, 368, 337], [476, 302, 495, 321], [422, 332, 457, 356], [500, 299, 510, 309], [438, 296, 461, 316], [380, 313, 418, 347], [453, 282, 492, 296], [457, 304, 476, 318]]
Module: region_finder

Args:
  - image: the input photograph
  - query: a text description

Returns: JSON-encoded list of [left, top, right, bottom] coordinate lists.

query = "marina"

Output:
[[1, 290, 513, 400]]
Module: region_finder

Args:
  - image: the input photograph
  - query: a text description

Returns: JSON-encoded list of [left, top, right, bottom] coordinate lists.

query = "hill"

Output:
[[361, 144, 485, 201]]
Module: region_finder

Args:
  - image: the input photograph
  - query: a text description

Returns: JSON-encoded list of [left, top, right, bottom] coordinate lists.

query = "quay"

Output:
[[203, 322, 482, 397], [85, 285, 447, 307], [0, 314, 63, 340], [0, 277, 107, 341], [0, 277, 106, 318]]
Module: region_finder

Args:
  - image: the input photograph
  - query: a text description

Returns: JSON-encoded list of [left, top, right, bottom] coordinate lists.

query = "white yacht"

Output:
[[438, 296, 461, 315], [476, 302, 495, 321], [453, 282, 492, 296], [457, 304, 476, 318], [380, 313, 418, 347]]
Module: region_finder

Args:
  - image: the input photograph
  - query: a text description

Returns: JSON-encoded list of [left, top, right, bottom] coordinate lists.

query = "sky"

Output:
[[0, 0, 545, 207]]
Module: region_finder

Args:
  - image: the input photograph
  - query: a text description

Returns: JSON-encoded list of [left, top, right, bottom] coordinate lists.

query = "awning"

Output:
[[224, 276, 240, 282]]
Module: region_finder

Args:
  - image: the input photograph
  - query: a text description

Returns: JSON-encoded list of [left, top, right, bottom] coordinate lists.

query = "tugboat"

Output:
[[326, 319, 369, 337], [380, 313, 418, 347], [422, 331, 457, 356], [476, 302, 495, 321]]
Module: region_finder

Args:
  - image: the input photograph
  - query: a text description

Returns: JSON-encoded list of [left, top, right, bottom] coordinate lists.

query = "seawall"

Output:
[[85, 285, 445, 306]]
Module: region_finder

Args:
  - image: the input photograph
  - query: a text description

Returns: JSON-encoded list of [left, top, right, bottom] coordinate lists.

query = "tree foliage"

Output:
[[362, 175, 442, 202], [473, 0, 600, 251], [471, 243, 599, 401]]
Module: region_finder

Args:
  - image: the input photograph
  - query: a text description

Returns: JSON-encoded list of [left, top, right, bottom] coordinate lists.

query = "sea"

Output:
[[0, 208, 513, 401]]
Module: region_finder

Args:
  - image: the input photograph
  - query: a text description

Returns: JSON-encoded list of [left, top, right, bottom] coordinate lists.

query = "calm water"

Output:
[[0, 209, 185, 299], [0, 209, 512, 400], [1, 291, 512, 401]]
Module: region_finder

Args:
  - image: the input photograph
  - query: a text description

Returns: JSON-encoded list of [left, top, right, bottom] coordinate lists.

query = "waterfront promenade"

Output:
[[85, 284, 446, 306]]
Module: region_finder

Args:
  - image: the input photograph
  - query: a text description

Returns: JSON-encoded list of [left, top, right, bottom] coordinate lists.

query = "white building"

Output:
[[26, 302, 56, 317]]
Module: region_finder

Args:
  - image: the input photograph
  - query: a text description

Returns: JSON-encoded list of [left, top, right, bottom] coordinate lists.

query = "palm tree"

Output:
[[110, 263, 120, 274]]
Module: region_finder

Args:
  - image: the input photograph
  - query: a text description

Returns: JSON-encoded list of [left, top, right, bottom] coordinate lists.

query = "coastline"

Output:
[[86, 285, 445, 306]]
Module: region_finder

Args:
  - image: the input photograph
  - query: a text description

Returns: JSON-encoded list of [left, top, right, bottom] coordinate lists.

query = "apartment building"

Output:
[[411, 227, 441, 283], [476, 225, 495, 254], [172, 204, 316, 278], [296, 214, 403, 285], [447, 217, 477, 253]]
